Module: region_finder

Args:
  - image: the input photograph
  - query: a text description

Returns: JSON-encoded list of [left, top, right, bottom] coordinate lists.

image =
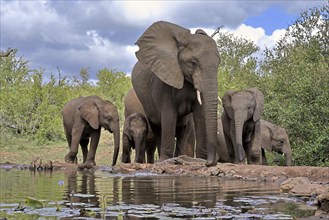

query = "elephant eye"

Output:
[[105, 115, 112, 120], [190, 59, 198, 68]]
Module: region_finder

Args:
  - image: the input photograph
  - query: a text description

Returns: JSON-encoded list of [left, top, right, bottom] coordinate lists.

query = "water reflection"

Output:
[[120, 175, 223, 207], [65, 170, 99, 207], [0, 168, 316, 219]]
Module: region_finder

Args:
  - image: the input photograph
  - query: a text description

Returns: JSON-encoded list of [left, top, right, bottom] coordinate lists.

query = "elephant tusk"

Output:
[[197, 90, 202, 105]]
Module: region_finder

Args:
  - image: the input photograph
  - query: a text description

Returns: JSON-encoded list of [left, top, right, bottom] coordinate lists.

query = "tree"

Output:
[[97, 68, 132, 122], [259, 3, 329, 166], [216, 32, 260, 111]]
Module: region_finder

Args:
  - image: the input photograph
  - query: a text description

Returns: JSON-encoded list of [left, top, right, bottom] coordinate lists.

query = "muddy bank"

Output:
[[1, 155, 329, 217], [1, 155, 328, 184]]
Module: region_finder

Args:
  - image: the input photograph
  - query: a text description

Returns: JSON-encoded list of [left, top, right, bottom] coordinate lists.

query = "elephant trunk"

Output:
[[202, 77, 218, 167], [134, 136, 146, 163], [234, 118, 245, 163], [283, 145, 292, 166], [111, 124, 120, 166]]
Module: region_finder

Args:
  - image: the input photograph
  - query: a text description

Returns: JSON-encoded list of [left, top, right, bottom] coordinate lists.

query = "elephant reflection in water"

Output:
[[120, 176, 218, 208], [65, 171, 99, 207]]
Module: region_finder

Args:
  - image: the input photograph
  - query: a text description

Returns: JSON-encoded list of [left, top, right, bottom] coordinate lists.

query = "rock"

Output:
[[290, 183, 328, 197], [317, 192, 329, 212], [280, 177, 310, 193]]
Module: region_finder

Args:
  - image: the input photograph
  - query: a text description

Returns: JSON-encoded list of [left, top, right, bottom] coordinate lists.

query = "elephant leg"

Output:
[[229, 124, 238, 163], [250, 122, 262, 164], [85, 131, 101, 166], [244, 141, 252, 164], [174, 126, 184, 157], [159, 111, 177, 160], [184, 128, 195, 157], [121, 135, 131, 163], [150, 123, 162, 158], [80, 139, 89, 163], [64, 133, 77, 163], [175, 125, 194, 157], [261, 148, 267, 165], [65, 128, 82, 163], [146, 140, 157, 163]]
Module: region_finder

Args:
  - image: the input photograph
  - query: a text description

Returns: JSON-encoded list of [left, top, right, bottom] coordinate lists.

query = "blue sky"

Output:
[[0, 1, 326, 81], [245, 6, 298, 35]]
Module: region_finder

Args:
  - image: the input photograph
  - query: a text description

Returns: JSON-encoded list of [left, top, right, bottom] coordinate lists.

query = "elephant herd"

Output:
[[61, 21, 292, 169]]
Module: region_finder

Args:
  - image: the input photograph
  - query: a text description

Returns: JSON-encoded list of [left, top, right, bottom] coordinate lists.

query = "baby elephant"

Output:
[[260, 120, 292, 166], [217, 118, 292, 166], [122, 113, 156, 163], [62, 96, 120, 168]]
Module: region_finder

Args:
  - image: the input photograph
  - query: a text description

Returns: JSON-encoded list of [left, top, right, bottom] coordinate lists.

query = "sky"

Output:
[[0, 1, 326, 81]]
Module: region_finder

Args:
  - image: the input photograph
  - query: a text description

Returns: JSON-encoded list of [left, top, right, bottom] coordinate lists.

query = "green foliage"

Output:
[[0, 50, 131, 145], [216, 3, 328, 166], [1, 4, 327, 166], [216, 32, 260, 97], [97, 68, 132, 122], [259, 3, 329, 166]]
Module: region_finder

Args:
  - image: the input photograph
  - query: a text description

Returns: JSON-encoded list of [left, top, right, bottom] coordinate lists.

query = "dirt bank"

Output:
[[2, 155, 329, 218]]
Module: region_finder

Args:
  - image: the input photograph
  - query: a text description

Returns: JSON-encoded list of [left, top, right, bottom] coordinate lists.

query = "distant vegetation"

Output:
[[1, 4, 328, 166]]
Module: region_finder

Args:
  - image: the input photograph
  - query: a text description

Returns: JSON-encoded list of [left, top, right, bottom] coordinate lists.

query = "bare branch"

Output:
[[0, 48, 14, 57], [211, 26, 224, 38]]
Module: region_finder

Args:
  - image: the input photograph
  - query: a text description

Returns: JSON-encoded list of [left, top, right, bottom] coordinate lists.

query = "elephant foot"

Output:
[[64, 154, 77, 164], [78, 161, 96, 170], [205, 159, 217, 167]]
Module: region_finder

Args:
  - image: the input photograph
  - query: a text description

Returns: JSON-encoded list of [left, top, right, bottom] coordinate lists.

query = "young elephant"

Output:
[[217, 117, 292, 166], [260, 120, 292, 166], [122, 113, 156, 163], [62, 96, 120, 168], [221, 88, 264, 164]]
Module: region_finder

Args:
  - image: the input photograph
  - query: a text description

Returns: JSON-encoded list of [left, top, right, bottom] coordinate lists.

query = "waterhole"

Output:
[[0, 167, 316, 219]]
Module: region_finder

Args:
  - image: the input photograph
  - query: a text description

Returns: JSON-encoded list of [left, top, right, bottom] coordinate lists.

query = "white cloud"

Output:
[[221, 24, 286, 51], [1, 0, 325, 81]]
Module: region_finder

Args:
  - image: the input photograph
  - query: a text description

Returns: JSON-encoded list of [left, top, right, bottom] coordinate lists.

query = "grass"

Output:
[[0, 131, 119, 166]]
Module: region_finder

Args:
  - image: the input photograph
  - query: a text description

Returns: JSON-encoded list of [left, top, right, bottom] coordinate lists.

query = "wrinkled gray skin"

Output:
[[123, 88, 157, 163], [123, 88, 195, 163], [62, 96, 120, 167], [221, 88, 264, 164], [216, 118, 292, 166], [175, 114, 195, 158], [260, 120, 292, 166], [132, 21, 220, 166], [216, 117, 229, 163], [122, 113, 155, 163]]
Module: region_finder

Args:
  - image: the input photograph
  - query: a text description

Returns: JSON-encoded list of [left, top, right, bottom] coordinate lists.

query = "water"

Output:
[[0, 167, 316, 219]]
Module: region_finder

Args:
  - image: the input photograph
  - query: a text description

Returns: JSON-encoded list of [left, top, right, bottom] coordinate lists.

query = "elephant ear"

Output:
[[195, 29, 208, 35], [262, 122, 273, 151], [79, 102, 100, 129], [248, 88, 264, 121], [222, 90, 235, 119], [123, 118, 132, 141], [135, 21, 190, 89]]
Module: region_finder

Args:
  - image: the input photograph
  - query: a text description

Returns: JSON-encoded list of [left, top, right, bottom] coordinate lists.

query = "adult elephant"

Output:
[[122, 113, 156, 163], [221, 88, 264, 164], [124, 88, 195, 161], [260, 120, 292, 166], [131, 21, 220, 166], [62, 95, 120, 167]]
